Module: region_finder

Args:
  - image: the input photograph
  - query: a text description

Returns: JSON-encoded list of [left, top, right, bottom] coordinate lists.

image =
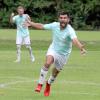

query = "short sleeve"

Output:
[[25, 14, 30, 19], [43, 22, 56, 30], [69, 26, 77, 40]]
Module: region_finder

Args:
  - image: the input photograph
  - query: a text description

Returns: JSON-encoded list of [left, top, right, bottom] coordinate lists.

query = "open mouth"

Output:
[[61, 22, 66, 26]]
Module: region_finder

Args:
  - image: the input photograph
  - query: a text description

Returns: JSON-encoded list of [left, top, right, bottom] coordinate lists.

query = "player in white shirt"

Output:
[[10, 6, 35, 62], [25, 11, 86, 96]]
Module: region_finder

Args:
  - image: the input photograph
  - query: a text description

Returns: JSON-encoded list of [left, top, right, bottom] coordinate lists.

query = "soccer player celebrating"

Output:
[[10, 6, 35, 62], [25, 11, 86, 96]]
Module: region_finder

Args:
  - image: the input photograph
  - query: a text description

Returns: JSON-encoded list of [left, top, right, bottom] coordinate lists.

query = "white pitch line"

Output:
[[58, 80, 100, 86], [0, 80, 27, 88], [0, 80, 36, 88], [0, 79, 100, 89], [0, 76, 33, 80], [52, 91, 99, 96], [0, 76, 100, 88], [0, 79, 100, 96]]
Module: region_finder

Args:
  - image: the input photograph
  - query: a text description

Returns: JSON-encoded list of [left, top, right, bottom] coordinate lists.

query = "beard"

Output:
[[60, 22, 68, 29]]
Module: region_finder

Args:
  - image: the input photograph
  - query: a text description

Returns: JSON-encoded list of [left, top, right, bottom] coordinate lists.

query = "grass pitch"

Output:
[[0, 29, 100, 100]]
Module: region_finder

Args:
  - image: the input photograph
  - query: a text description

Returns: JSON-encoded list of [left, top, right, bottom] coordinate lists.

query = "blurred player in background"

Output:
[[10, 6, 35, 63]]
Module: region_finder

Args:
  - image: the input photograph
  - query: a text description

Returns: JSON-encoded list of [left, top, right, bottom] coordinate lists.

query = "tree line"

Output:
[[0, 0, 100, 30]]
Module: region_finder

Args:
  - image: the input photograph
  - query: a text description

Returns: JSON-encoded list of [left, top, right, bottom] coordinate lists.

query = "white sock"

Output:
[[48, 75, 56, 84], [38, 67, 48, 84], [16, 45, 21, 61], [26, 45, 35, 60]]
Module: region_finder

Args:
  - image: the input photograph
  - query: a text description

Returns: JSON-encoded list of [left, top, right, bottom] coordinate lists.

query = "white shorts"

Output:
[[46, 48, 70, 71], [16, 36, 31, 45]]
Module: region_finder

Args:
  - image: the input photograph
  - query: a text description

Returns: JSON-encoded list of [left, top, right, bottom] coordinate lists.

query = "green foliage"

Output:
[[0, 0, 100, 30]]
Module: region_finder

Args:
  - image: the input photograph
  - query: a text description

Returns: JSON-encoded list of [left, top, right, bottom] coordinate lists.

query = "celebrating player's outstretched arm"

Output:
[[25, 19, 44, 29], [72, 38, 86, 55], [26, 19, 87, 55]]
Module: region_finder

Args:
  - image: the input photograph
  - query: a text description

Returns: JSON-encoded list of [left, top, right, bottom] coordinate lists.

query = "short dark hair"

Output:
[[17, 6, 25, 10], [58, 11, 70, 18]]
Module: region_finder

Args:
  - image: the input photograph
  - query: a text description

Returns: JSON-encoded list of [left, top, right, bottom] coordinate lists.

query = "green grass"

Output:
[[0, 29, 100, 51], [0, 29, 100, 100]]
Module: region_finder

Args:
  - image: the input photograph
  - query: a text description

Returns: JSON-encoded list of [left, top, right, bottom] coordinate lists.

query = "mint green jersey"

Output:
[[43, 22, 77, 56], [13, 14, 29, 37]]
